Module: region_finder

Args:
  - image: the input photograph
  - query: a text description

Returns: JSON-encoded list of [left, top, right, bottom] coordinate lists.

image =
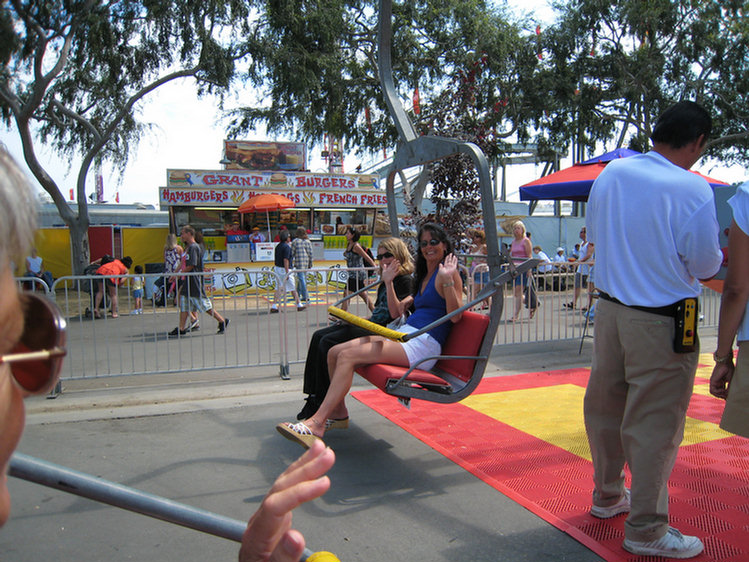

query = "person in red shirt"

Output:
[[93, 256, 133, 318]]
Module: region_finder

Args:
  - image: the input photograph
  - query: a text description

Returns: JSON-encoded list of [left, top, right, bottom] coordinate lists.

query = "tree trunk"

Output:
[[68, 217, 91, 276]]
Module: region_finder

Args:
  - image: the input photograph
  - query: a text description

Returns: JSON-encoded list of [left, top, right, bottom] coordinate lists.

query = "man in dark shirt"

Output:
[[270, 229, 304, 312], [169, 225, 230, 336]]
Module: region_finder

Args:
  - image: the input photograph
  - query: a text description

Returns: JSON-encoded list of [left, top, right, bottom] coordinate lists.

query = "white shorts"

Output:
[[398, 324, 442, 370], [274, 266, 296, 292]]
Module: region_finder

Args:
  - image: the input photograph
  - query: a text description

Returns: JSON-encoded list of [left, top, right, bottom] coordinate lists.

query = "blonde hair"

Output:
[[0, 150, 36, 267], [164, 233, 179, 251], [512, 220, 526, 237], [377, 237, 414, 276]]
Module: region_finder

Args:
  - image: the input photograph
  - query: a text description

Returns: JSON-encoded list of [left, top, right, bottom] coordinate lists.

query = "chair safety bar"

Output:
[[328, 306, 408, 341], [9, 453, 322, 562]]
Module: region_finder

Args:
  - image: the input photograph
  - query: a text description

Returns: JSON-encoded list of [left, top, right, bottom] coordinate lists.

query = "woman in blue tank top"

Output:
[[277, 223, 464, 448]]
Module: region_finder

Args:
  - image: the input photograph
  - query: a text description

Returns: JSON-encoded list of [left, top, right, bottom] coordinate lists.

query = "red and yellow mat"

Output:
[[352, 355, 749, 561]]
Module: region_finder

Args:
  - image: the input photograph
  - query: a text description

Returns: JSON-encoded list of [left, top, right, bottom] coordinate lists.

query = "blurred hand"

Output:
[[239, 440, 335, 562], [709, 362, 734, 400], [380, 259, 400, 283]]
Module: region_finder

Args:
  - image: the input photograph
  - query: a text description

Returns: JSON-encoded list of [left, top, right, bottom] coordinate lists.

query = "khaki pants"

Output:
[[584, 298, 698, 542], [721, 341, 749, 438]]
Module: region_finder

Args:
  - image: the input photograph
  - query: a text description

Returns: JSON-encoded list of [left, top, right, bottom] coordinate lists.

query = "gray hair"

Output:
[[0, 149, 36, 267]]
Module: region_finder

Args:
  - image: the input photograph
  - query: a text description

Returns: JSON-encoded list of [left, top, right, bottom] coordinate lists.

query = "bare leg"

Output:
[[93, 280, 105, 316], [340, 288, 351, 311], [302, 336, 410, 436], [109, 285, 119, 316], [359, 289, 374, 312], [206, 307, 225, 323], [512, 284, 523, 320]]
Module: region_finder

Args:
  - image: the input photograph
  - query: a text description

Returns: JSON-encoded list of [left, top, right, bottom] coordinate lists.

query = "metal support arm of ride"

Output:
[[9, 453, 317, 561]]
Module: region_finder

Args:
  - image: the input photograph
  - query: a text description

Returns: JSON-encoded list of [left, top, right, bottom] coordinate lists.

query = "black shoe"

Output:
[[189, 319, 200, 331], [217, 318, 230, 334], [168, 326, 190, 337], [270, 307, 279, 314], [297, 396, 320, 420]]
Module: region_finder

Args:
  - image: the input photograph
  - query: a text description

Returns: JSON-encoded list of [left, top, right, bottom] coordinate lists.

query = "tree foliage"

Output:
[[0, 0, 253, 272], [230, 0, 535, 153], [535, 0, 749, 162]]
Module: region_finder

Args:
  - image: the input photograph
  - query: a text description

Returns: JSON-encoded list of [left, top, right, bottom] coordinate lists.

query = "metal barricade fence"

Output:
[[15, 275, 53, 295], [16, 263, 721, 381], [39, 266, 377, 380]]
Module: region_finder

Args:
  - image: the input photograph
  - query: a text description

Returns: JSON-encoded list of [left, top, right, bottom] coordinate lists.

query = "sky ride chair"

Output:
[[325, 0, 539, 407]]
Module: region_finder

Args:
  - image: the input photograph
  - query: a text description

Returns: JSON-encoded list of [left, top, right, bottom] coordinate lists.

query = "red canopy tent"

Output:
[[519, 148, 728, 202]]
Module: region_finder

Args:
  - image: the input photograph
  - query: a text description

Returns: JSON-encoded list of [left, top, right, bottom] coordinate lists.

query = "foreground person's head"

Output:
[[0, 149, 40, 526]]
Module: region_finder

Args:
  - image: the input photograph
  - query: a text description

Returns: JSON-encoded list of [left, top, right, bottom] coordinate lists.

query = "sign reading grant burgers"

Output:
[[161, 169, 384, 208], [224, 140, 306, 171]]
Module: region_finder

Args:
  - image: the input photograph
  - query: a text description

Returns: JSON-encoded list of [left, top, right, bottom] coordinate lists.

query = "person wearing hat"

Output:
[[552, 247, 567, 271], [226, 220, 249, 236], [250, 226, 265, 261], [273, 225, 288, 243]]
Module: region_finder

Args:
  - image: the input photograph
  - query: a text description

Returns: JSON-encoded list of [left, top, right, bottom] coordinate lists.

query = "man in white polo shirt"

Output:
[[584, 101, 722, 559]]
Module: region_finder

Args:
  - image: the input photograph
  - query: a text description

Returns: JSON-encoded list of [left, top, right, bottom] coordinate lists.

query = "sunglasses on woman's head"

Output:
[[0, 293, 67, 395], [419, 239, 441, 248], [376, 252, 394, 260]]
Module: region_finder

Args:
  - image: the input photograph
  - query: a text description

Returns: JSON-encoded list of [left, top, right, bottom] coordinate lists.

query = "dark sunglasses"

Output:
[[0, 293, 67, 395], [419, 239, 442, 248], [376, 252, 394, 260]]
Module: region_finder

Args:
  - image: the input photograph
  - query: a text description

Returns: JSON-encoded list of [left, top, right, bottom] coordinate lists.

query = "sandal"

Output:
[[276, 421, 323, 449], [325, 417, 349, 431]]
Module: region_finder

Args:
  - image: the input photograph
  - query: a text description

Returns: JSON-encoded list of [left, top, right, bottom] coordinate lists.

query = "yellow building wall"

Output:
[[122, 227, 169, 268], [30, 227, 168, 279], [33, 228, 71, 279]]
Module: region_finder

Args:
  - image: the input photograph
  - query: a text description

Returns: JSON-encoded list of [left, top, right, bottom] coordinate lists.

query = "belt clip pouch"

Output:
[[673, 298, 698, 353]]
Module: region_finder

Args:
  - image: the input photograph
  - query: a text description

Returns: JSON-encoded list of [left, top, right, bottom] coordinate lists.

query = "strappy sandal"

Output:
[[325, 417, 349, 431], [276, 421, 323, 449]]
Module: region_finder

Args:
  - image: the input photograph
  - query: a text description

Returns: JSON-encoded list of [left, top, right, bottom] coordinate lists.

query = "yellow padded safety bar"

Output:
[[328, 306, 408, 342]]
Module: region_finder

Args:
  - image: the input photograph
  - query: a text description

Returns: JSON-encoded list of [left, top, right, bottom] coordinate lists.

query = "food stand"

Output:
[[158, 140, 390, 294], [159, 169, 389, 265]]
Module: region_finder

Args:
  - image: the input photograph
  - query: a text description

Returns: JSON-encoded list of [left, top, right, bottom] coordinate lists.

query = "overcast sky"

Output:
[[1, 0, 745, 206]]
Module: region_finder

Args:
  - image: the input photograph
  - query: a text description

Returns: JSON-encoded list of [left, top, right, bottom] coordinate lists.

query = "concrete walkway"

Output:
[[4, 331, 718, 562]]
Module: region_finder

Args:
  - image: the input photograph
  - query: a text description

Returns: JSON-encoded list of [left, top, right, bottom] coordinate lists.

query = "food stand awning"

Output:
[[238, 194, 296, 238]]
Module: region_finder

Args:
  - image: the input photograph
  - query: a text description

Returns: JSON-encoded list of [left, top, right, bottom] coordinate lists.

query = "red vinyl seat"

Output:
[[356, 311, 490, 401]]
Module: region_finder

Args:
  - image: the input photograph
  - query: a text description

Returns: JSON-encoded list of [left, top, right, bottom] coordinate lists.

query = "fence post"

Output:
[[275, 268, 291, 380]]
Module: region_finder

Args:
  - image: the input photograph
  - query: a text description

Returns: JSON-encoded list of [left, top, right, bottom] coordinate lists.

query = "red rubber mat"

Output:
[[352, 365, 749, 561]]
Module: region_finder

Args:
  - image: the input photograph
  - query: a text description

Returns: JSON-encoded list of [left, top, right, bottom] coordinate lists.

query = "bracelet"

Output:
[[713, 351, 734, 365], [442, 281, 455, 288]]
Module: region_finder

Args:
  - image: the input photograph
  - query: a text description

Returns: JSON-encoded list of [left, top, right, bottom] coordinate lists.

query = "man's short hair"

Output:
[[279, 230, 289, 242], [650, 101, 711, 149], [181, 225, 195, 237]]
